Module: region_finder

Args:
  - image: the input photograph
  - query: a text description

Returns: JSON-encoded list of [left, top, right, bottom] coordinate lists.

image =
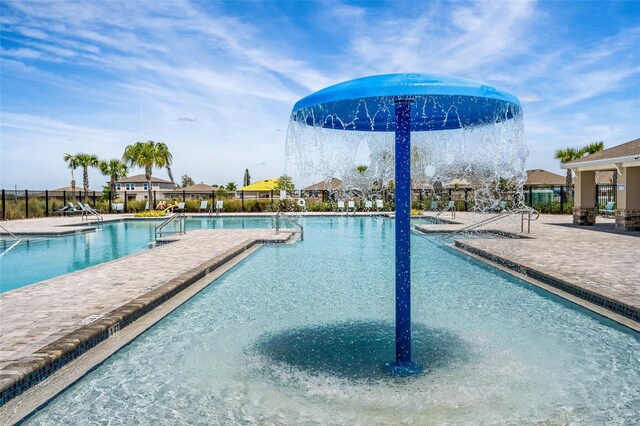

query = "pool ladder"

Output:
[[155, 213, 186, 241], [0, 225, 22, 257], [275, 212, 304, 241], [444, 207, 539, 239]]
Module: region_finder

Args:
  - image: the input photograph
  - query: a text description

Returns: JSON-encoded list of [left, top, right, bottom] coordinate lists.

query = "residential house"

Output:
[[114, 174, 175, 202]]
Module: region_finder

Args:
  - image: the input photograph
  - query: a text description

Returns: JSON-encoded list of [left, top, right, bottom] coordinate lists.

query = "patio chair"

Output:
[[54, 204, 71, 216], [66, 202, 82, 215], [365, 200, 372, 212], [337, 200, 345, 212], [199, 200, 208, 212], [112, 203, 124, 213], [348, 200, 356, 214], [600, 201, 615, 218], [215, 200, 224, 214], [145, 201, 150, 210], [430, 201, 439, 211], [376, 199, 384, 211], [177, 202, 186, 212], [297, 198, 307, 212]]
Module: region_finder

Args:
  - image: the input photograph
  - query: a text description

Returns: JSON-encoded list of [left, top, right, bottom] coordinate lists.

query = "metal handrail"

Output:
[[155, 213, 186, 240], [275, 212, 304, 241], [444, 206, 539, 239], [436, 202, 456, 219], [0, 225, 21, 257], [81, 204, 103, 222]]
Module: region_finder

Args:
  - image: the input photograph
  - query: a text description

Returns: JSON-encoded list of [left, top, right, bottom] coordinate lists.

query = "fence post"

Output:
[[45, 190, 49, 216], [560, 185, 564, 214], [464, 189, 468, 211], [241, 190, 244, 212], [595, 184, 599, 214], [528, 186, 533, 207], [153, 191, 156, 209], [109, 190, 112, 213], [25, 189, 29, 219], [92, 191, 96, 206], [182, 190, 186, 202], [63, 190, 67, 205], [2, 189, 5, 220], [124, 191, 128, 212]]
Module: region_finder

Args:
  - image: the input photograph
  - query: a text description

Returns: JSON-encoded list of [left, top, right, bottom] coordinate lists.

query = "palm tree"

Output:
[[155, 142, 175, 185], [63, 153, 79, 200], [554, 141, 604, 188], [554, 147, 581, 189], [99, 159, 128, 208], [122, 141, 173, 210], [72, 154, 100, 203]]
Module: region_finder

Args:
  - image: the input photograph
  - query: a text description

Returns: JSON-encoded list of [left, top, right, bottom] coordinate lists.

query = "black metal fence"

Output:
[[0, 184, 621, 220]]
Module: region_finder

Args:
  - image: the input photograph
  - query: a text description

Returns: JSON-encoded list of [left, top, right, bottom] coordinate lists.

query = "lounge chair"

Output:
[[66, 202, 82, 215], [348, 200, 356, 214], [600, 201, 615, 218], [199, 200, 208, 212], [376, 199, 384, 211], [112, 203, 124, 213], [215, 200, 224, 214], [177, 202, 185, 213], [365, 200, 372, 212], [54, 204, 71, 216], [145, 201, 150, 210], [337, 200, 345, 212], [430, 201, 439, 211]]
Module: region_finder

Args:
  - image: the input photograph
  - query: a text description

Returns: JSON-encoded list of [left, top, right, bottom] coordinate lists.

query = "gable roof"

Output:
[[117, 174, 173, 184], [303, 178, 343, 191], [563, 138, 640, 166], [165, 183, 217, 193], [240, 178, 280, 191], [525, 169, 566, 186]]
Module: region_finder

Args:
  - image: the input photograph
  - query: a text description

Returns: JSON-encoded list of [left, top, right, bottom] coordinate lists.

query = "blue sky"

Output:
[[1, 0, 639, 189]]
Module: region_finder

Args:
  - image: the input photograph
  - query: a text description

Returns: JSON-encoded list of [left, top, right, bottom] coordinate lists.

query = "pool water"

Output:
[[24, 217, 640, 424], [0, 217, 273, 292]]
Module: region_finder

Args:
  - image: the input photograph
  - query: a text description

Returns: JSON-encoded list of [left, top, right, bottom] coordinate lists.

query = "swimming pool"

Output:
[[23, 217, 640, 424], [0, 217, 273, 292]]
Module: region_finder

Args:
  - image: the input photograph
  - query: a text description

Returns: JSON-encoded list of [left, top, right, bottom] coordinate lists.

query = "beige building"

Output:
[[114, 174, 175, 202], [163, 183, 220, 200], [562, 138, 640, 231]]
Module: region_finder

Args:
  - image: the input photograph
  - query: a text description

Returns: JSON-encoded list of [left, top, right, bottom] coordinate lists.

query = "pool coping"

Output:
[[0, 231, 296, 410], [0, 242, 266, 425], [453, 240, 640, 329]]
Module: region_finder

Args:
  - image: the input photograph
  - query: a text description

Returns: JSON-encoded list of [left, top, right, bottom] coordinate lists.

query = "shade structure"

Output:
[[290, 73, 522, 376], [291, 73, 521, 132]]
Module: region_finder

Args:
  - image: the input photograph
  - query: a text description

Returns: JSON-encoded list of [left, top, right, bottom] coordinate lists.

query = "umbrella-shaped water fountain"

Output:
[[288, 73, 523, 376]]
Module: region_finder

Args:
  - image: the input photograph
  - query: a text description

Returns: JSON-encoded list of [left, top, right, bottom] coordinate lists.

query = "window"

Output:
[[125, 183, 135, 190], [116, 183, 121, 190], [143, 183, 148, 190]]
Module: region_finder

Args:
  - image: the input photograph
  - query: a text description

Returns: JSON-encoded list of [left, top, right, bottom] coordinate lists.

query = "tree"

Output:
[[63, 153, 79, 199], [243, 169, 251, 187], [215, 187, 228, 198], [98, 159, 128, 205], [156, 142, 175, 185], [123, 141, 174, 210], [225, 182, 237, 192], [554, 141, 604, 189], [274, 175, 295, 196], [69, 153, 100, 203], [180, 174, 195, 188], [356, 165, 368, 174]]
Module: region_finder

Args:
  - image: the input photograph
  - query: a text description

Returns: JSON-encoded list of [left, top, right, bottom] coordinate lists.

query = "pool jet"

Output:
[[289, 74, 522, 376]]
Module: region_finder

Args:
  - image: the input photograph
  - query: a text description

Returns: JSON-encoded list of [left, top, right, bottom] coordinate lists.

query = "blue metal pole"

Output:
[[394, 99, 412, 364]]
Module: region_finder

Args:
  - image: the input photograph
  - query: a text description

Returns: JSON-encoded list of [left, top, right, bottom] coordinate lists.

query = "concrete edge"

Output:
[[0, 231, 295, 407], [453, 241, 640, 330]]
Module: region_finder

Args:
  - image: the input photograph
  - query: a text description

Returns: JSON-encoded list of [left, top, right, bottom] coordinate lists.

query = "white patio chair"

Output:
[[199, 200, 208, 212], [348, 200, 355, 214], [375, 199, 384, 211], [337, 200, 345, 212]]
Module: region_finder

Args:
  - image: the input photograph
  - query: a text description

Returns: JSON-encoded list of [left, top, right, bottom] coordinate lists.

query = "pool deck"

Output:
[[0, 227, 295, 406], [416, 212, 640, 325]]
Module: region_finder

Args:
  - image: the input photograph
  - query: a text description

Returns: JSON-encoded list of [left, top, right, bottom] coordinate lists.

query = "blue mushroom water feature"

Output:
[[288, 73, 523, 376]]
